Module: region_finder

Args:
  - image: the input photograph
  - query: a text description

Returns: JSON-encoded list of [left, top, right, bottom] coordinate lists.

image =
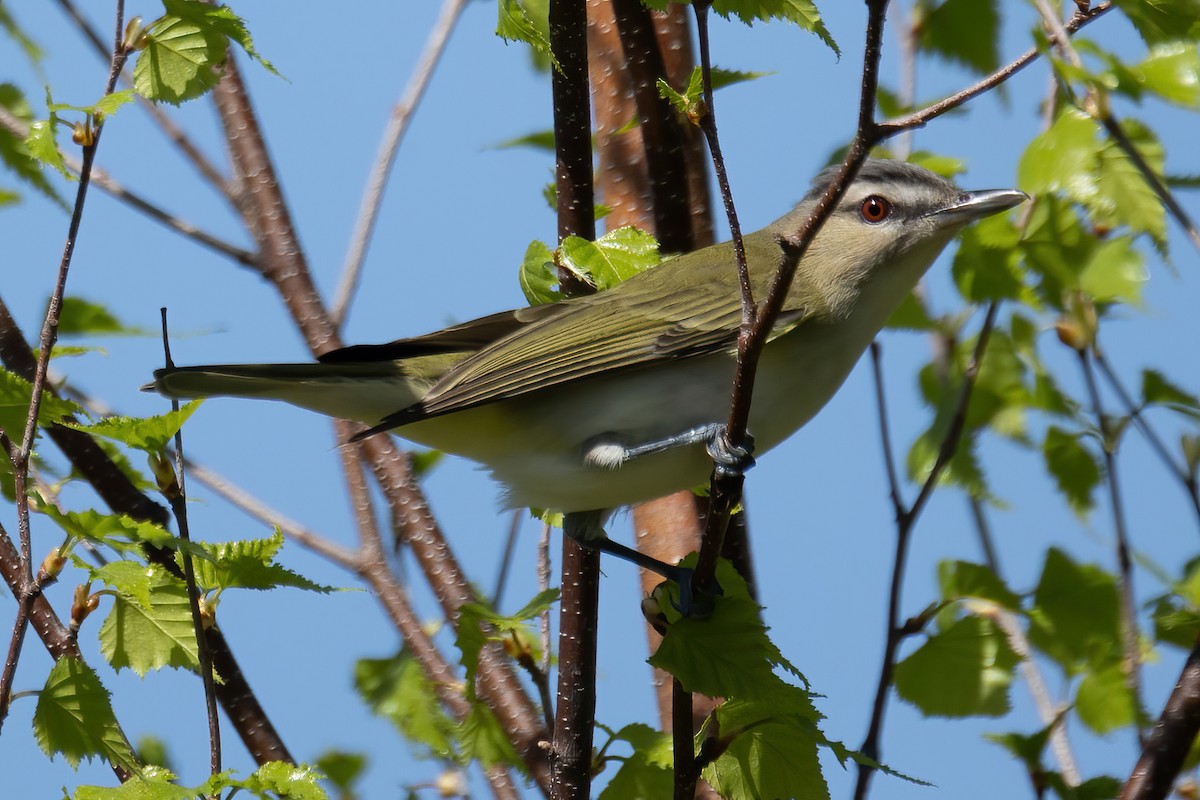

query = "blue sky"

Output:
[[4, 1, 1200, 798]]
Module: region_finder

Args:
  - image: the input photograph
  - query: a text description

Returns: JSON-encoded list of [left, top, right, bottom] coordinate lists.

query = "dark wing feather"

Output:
[[318, 305, 564, 363]]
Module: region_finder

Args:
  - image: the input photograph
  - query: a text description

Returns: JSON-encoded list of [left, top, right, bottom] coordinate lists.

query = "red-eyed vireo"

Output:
[[151, 160, 1024, 526]]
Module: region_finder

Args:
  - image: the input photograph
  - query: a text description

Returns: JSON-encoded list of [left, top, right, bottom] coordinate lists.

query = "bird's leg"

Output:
[[563, 510, 706, 616], [583, 423, 757, 476]]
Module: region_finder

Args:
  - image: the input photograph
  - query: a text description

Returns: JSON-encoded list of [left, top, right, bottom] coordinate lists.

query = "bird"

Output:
[[150, 160, 1025, 575]]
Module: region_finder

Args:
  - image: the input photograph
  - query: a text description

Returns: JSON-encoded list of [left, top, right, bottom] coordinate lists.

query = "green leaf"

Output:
[[559, 227, 660, 290], [43, 507, 175, 552], [58, 296, 148, 337], [354, 651, 458, 761], [1077, 236, 1148, 304], [496, 0, 555, 69], [134, 0, 278, 105], [1091, 120, 1167, 248], [1075, 661, 1137, 733], [188, 531, 336, 594], [710, 67, 774, 91], [1019, 197, 1087, 310], [952, 218, 1025, 303], [1151, 595, 1200, 649], [315, 751, 367, 797], [894, 615, 1017, 717], [0, 83, 66, 206], [74, 766, 194, 800], [1042, 426, 1101, 516], [938, 560, 1021, 610], [1142, 368, 1200, 417], [91, 560, 169, 609], [1018, 108, 1101, 199], [703, 687, 828, 800], [717, 0, 839, 56], [233, 761, 328, 800], [49, 90, 136, 120], [599, 724, 674, 800], [33, 656, 138, 770], [650, 561, 804, 699], [657, 68, 704, 118], [69, 400, 202, 453], [23, 116, 69, 178], [984, 717, 1061, 773], [457, 703, 522, 770], [456, 588, 558, 704], [98, 564, 201, 676], [0, 366, 86, 439], [1134, 42, 1200, 107], [491, 129, 556, 151], [134, 13, 227, 103], [1112, 0, 1200, 45], [1027, 548, 1121, 671], [916, 0, 1000, 75], [518, 239, 560, 305]]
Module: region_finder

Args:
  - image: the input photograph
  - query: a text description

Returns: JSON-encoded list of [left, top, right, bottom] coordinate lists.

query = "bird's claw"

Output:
[[705, 427, 756, 478]]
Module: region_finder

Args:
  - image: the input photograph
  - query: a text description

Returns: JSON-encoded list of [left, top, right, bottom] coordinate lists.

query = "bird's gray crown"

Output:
[[803, 159, 957, 204]]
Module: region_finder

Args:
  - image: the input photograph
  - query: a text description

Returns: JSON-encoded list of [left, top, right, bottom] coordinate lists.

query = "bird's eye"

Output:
[[859, 195, 892, 224]]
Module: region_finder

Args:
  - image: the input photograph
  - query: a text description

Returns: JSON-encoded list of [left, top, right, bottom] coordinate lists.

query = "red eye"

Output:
[[860, 195, 891, 223]]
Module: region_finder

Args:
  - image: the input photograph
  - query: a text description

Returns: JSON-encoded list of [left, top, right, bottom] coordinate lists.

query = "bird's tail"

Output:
[[147, 362, 425, 426]]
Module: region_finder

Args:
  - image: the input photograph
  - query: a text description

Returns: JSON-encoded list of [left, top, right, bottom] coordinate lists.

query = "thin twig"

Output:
[[880, 3, 1113, 132], [1079, 348, 1146, 744], [985, 604, 1081, 784], [856, 301, 1002, 799], [159, 311, 222, 778], [0, 107, 256, 267], [332, 0, 469, 328], [1092, 350, 1200, 529], [1, 0, 130, 735]]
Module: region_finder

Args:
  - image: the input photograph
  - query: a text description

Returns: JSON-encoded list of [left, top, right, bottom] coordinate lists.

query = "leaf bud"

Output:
[[71, 121, 94, 147], [434, 768, 468, 798], [37, 549, 67, 585], [70, 582, 99, 627], [148, 451, 180, 498], [123, 17, 148, 51]]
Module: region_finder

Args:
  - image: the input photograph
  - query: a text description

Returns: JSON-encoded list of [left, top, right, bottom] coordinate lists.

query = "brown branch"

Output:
[[332, 423, 520, 799], [547, 0, 601, 795], [208, 57, 550, 783], [1120, 629, 1200, 800]]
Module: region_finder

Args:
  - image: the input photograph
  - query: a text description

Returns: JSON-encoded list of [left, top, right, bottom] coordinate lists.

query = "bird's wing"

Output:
[[318, 305, 563, 362], [360, 234, 811, 432]]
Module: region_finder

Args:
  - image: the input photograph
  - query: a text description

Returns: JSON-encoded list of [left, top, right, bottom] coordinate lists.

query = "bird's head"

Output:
[[774, 159, 1027, 319]]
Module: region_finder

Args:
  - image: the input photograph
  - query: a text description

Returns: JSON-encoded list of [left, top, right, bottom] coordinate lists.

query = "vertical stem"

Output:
[[547, 0, 599, 796]]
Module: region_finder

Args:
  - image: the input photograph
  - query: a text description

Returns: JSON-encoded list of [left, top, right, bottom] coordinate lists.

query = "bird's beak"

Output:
[[928, 188, 1028, 224]]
